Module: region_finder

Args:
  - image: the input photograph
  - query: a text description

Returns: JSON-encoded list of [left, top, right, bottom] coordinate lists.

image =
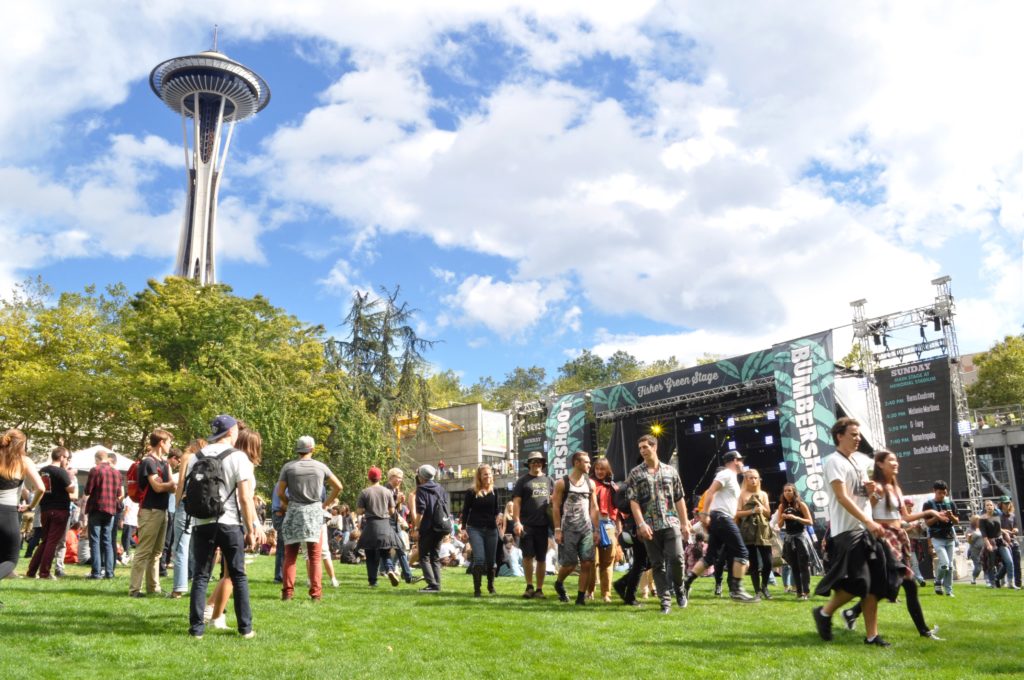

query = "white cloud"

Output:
[[445, 275, 568, 337], [430, 267, 456, 283]]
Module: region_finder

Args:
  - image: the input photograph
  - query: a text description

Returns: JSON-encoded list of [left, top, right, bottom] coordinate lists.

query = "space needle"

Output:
[[150, 36, 270, 285]]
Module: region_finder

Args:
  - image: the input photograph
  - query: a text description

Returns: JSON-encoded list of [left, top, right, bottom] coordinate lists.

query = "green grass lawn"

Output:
[[1, 557, 1021, 679]]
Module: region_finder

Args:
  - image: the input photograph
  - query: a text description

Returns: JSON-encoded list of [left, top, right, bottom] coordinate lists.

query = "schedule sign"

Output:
[[875, 358, 962, 494]]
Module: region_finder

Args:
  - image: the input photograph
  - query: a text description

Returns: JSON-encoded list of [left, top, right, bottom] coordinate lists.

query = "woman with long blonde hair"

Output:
[[460, 464, 500, 597], [1, 430, 45, 592]]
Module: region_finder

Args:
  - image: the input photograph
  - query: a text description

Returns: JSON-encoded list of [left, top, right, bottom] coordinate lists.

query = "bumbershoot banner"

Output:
[[544, 391, 587, 479], [772, 331, 836, 523]]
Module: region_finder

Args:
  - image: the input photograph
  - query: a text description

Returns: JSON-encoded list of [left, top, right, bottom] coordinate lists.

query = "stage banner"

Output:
[[516, 409, 547, 463], [544, 391, 588, 479], [591, 349, 777, 416], [773, 331, 836, 524], [875, 358, 963, 494]]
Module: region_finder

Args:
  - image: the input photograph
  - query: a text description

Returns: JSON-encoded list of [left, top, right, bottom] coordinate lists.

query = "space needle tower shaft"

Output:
[[150, 44, 270, 285]]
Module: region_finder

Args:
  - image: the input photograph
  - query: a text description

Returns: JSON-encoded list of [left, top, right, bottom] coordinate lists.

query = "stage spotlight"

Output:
[[727, 417, 735, 427], [746, 408, 752, 413], [933, 317, 942, 332], [650, 423, 664, 436], [727, 441, 737, 451], [754, 428, 760, 433], [693, 423, 702, 433], [919, 324, 926, 339], [699, 416, 704, 421], [710, 434, 715, 439], [765, 435, 774, 445], [766, 410, 776, 421], [872, 333, 881, 346]]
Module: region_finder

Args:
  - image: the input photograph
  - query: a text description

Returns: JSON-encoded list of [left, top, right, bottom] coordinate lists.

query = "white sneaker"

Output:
[[331, 577, 339, 588], [203, 605, 214, 623], [211, 615, 228, 630]]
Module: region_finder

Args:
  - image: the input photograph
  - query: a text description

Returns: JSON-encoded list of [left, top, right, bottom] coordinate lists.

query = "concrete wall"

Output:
[[401, 404, 513, 478]]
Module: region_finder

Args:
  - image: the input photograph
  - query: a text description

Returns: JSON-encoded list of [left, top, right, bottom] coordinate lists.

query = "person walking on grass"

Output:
[[923, 480, 959, 596], [587, 457, 620, 603], [737, 467, 774, 600], [461, 464, 501, 598], [551, 452, 601, 606], [277, 436, 342, 601], [84, 449, 123, 580], [810, 417, 889, 647], [26, 447, 77, 581], [682, 451, 756, 604], [413, 464, 448, 593], [0, 430, 45, 603], [356, 466, 400, 589], [186, 415, 264, 640], [627, 434, 693, 614], [129, 430, 175, 597], [511, 451, 554, 600], [839, 450, 945, 641], [385, 468, 415, 584], [775, 483, 813, 600]]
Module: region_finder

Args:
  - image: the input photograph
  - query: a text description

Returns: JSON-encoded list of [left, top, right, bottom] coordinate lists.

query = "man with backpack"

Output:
[[412, 464, 449, 593], [184, 415, 264, 639], [550, 451, 601, 605], [129, 430, 176, 597]]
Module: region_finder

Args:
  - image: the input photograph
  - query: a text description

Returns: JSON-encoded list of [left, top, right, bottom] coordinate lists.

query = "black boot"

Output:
[[728, 576, 756, 602], [472, 566, 483, 598], [486, 568, 496, 595]]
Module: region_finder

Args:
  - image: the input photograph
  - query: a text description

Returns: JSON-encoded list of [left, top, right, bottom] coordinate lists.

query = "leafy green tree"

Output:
[[425, 369, 464, 408], [967, 335, 1024, 408], [331, 286, 437, 450], [492, 366, 548, 409]]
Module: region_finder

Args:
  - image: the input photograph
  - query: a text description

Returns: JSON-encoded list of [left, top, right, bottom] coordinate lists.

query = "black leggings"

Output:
[[848, 579, 929, 634], [746, 544, 773, 591], [0, 505, 21, 580]]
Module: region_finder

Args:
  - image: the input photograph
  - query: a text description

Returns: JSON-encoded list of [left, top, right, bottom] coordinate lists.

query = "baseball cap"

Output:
[[722, 451, 743, 464], [999, 495, 1011, 503], [417, 464, 437, 481], [209, 415, 238, 441], [295, 435, 315, 453]]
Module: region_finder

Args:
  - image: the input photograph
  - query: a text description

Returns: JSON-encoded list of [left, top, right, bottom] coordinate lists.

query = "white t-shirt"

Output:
[[708, 468, 741, 515], [186, 442, 255, 527], [824, 450, 873, 536], [122, 497, 139, 526]]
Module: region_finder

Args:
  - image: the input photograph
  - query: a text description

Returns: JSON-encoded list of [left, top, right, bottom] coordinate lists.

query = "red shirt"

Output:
[[85, 462, 122, 515], [594, 478, 617, 521]]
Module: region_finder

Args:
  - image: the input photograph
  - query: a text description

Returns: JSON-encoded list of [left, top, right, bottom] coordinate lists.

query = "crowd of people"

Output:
[[0, 415, 1020, 645]]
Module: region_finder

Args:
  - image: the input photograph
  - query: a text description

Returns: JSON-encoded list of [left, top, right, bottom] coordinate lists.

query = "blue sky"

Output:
[[1, 2, 1021, 386]]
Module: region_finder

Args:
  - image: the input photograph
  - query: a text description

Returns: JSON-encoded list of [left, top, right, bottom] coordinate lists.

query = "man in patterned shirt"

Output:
[[626, 434, 691, 614], [84, 449, 123, 579]]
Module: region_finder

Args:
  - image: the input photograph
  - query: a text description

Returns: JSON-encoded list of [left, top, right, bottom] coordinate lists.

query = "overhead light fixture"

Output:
[[765, 435, 774, 445], [650, 423, 664, 436], [933, 317, 942, 332], [727, 417, 735, 427], [766, 410, 776, 421], [693, 423, 702, 433], [873, 333, 881, 346], [728, 441, 737, 451]]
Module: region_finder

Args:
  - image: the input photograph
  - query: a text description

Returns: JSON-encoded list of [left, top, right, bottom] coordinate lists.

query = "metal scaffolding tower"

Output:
[[850, 277, 982, 513]]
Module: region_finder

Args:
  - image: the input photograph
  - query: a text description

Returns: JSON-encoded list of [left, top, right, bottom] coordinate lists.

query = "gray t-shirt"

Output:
[[357, 484, 394, 519], [278, 458, 332, 505]]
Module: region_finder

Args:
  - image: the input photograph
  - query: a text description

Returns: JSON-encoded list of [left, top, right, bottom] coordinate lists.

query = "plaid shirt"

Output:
[[625, 462, 685, 532], [84, 462, 122, 515]]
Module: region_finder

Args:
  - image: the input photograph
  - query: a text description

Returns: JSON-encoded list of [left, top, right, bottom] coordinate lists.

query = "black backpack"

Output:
[[613, 481, 633, 518], [183, 448, 237, 520], [431, 492, 453, 534]]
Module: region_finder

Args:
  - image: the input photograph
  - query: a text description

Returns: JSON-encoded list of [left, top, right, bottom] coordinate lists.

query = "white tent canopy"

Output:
[[66, 445, 133, 473]]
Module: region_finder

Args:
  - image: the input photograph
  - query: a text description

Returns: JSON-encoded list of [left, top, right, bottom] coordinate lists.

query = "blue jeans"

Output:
[[87, 511, 116, 578], [189, 524, 252, 636], [930, 537, 955, 594], [467, 526, 498, 569], [990, 544, 1015, 586], [171, 510, 192, 593]]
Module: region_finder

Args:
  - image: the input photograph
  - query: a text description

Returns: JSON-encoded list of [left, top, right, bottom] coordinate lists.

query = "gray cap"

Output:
[[295, 435, 315, 453], [417, 464, 437, 481]]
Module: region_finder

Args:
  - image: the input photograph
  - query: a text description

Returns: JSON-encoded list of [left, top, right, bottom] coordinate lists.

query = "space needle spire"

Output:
[[150, 37, 270, 285]]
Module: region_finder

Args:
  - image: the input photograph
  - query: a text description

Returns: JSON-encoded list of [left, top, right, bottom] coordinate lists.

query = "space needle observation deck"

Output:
[[150, 49, 270, 285]]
